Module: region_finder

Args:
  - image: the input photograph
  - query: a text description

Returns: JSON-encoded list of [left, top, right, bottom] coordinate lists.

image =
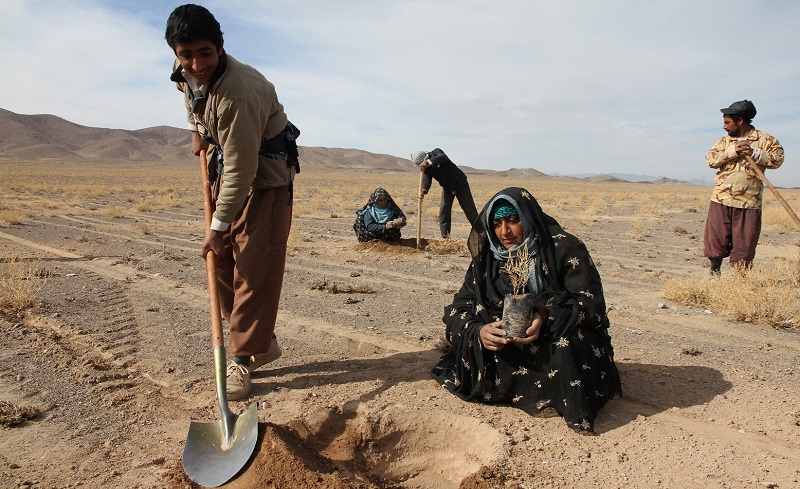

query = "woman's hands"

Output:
[[479, 311, 544, 351]]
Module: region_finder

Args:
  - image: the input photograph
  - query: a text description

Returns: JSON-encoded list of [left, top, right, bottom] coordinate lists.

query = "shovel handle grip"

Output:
[[200, 149, 225, 349]]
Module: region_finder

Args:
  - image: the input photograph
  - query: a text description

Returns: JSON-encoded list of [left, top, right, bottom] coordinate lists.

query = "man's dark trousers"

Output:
[[439, 183, 478, 238]]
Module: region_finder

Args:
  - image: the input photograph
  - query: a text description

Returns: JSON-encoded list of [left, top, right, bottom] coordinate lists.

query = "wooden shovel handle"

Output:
[[744, 154, 800, 228], [416, 170, 423, 249], [200, 149, 225, 349]]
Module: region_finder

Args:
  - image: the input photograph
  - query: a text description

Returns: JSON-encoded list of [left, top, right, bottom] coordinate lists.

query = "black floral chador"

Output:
[[431, 187, 622, 432]]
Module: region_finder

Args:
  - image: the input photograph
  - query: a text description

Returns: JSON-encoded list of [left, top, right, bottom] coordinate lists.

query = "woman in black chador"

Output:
[[353, 187, 407, 242], [431, 187, 622, 432]]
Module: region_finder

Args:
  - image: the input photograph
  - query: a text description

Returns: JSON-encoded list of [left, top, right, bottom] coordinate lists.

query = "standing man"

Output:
[[411, 148, 479, 238], [704, 100, 784, 274], [165, 4, 299, 399]]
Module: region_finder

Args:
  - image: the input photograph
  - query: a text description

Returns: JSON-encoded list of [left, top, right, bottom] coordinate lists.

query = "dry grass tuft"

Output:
[[134, 201, 153, 212], [0, 203, 26, 227], [426, 238, 468, 256], [0, 258, 50, 314], [662, 255, 800, 328], [104, 206, 125, 218], [0, 212, 26, 226], [309, 278, 374, 294], [0, 400, 41, 427], [763, 206, 800, 231]]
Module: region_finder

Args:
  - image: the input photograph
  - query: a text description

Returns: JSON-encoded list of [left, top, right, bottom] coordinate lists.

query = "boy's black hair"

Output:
[[165, 4, 224, 51]]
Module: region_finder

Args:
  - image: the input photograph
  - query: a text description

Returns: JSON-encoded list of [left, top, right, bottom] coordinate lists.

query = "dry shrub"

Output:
[[762, 206, 800, 231], [662, 276, 711, 306], [0, 258, 50, 313], [427, 238, 468, 256], [326, 194, 354, 218], [0, 400, 41, 427], [134, 201, 153, 212], [0, 207, 26, 227], [104, 206, 125, 218], [583, 199, 606, 216], [33, 198, 63, 210], [308, 194, 326, 217], [309, 278, 374, 294], [154, 193, 179, 208], [662, 255, 800, 328]]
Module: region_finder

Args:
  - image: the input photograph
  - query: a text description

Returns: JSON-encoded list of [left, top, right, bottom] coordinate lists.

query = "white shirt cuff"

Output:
[[210, 217, 230, 232]]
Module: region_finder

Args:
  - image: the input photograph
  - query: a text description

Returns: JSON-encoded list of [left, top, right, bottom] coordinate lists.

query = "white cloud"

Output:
[[2, 0, 799, 186]]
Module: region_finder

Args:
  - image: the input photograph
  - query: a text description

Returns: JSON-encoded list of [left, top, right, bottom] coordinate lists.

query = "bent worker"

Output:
[[411, 148, 479, 238], [165, 4, 299, 399], [703, 100, 784, 275]]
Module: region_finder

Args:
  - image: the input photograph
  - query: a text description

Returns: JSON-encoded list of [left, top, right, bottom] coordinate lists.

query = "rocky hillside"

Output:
[[0, 108, 414, 172], [1, 108, 690, 183]]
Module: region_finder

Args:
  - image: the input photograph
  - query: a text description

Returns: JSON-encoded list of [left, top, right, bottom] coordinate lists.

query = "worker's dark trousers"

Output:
[[439, 183, 479, 238], [703, 201, 761, 268]]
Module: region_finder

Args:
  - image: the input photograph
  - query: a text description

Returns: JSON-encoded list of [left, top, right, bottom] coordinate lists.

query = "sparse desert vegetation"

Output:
[[0, 257, 49, 314], [2, 158, 800, 488], [662, 254, 800, 328]]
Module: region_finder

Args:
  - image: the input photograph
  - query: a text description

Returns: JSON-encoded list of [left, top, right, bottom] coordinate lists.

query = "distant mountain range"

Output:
[[551, 172, 710, 186], [0, 108, 698, 184]]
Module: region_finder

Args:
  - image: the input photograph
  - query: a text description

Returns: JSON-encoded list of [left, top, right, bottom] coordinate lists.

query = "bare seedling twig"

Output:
[[502, 245, 532, 296]]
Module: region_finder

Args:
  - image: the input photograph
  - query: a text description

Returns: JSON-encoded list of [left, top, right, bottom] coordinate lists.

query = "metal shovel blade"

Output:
[[183, 150, 259, 487], [182, 403, 258, 487]]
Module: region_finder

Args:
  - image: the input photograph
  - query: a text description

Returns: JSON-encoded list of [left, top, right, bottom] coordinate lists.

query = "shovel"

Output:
[[417, 168, 424, 249], [182, 148, 258, 487]]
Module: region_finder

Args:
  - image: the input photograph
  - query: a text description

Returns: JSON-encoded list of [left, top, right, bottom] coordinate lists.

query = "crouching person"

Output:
[[431, 187, 622, 433], [354, 188, 407, 242]]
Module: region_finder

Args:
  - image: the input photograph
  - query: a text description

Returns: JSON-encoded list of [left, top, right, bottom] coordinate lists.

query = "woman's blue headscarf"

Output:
[[357, 188, 394, 224]]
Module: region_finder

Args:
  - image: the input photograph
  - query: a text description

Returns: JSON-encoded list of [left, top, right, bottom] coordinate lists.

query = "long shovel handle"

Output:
[[200, 149, 225, 349], [744, 154, 800, 229], [416, 170, 424, 249]]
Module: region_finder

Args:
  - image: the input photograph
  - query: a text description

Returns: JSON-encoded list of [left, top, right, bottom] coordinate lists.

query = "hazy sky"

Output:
[[3, 0, 799, 185]]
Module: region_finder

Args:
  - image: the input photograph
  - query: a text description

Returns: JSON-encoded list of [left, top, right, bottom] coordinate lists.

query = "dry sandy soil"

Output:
[[1, 162, 800, 489]]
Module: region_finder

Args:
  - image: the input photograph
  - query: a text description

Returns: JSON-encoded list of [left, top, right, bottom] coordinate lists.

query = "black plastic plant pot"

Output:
[[501, 293, 535, 338]]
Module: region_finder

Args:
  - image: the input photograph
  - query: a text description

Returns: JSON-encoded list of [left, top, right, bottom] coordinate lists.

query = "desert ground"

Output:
[[1, 160, 799, 489]]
